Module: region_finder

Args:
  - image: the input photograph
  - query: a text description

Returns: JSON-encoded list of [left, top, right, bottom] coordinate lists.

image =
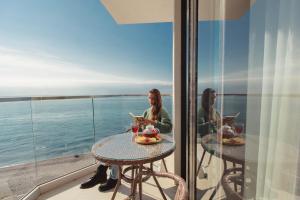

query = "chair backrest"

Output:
[[134, 171, 188, 200], [151, 172, 188, 200], [222, 168, 243, 200]]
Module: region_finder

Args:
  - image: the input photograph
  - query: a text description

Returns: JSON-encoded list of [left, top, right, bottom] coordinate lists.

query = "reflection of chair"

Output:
[[134, 171, 188, 200], [196, 149, 212, 177], [196, 140, 213, 178], [222, 168, 244, 200]]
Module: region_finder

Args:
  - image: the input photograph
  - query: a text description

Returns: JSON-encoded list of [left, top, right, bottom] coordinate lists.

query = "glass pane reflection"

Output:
[[196, 0, 300, 199]]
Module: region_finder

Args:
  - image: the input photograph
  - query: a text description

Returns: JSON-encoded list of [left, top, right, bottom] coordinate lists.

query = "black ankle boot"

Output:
[[99, 178, 118, 192], [80, 165, 108, 189]]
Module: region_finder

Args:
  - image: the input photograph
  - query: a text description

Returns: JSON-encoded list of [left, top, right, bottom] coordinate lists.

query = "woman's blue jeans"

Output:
[[109, 165, 118, 180]]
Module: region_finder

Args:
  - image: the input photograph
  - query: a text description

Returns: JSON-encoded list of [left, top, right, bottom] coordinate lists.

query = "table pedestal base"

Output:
[[110, 163, 168, 200], [110, 163, 163, 200]]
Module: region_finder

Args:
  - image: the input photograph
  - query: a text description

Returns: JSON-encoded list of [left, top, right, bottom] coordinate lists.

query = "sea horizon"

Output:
[[0, 92, 253, 99]]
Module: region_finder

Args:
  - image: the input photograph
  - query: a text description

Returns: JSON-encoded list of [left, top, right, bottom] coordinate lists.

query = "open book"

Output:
[[128, 112, 144, 122], [223, 112, 240, 119]]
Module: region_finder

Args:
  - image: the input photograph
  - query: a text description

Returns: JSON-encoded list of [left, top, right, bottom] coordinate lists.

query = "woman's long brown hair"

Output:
[[201, 88, 216, 122], [149, 88, 162, 120]]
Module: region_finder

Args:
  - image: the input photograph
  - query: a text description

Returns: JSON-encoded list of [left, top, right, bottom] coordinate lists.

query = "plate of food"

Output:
[[135, 135, 162, 145], [222, 137, 245, 146], [135, 125, 162, 145], [217, 125, 245, 146], [217, 125, 236, 139]]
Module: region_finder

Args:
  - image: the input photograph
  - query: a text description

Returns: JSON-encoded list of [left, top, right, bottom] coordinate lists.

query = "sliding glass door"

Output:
[[185, 0, 300, 199]]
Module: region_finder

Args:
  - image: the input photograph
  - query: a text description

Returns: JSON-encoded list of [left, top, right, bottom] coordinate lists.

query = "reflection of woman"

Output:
[[142, 88, 172, 133], [197, 88, 221, 137]]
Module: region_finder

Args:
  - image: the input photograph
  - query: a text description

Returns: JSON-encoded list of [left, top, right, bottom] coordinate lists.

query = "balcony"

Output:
[[33, 152, 229, 200], [1, 95, 244, 200], [0, 95, 175, 200]]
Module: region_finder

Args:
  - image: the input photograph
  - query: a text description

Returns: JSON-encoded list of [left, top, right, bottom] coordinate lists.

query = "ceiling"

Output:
[[100, 0, 256, 24]]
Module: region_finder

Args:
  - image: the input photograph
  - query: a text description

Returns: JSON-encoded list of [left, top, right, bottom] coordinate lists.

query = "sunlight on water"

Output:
[[0, 95, 246, 167], [0, 96, 172, 167]]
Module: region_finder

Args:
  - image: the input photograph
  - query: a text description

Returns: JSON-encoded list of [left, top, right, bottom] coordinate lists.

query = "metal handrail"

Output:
[[0, 93, 252, 103], [0, 94, 150, 102]]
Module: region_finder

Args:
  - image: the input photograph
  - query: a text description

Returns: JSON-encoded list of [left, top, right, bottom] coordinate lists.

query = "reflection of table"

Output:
[[201, 134, 246, 165], [199, 134, 247, 199], [91, 132, 175, 200]]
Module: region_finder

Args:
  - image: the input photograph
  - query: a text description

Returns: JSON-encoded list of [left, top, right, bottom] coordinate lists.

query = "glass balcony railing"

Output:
[[0, 94, 246, 200], [0, 95, 173, 200]]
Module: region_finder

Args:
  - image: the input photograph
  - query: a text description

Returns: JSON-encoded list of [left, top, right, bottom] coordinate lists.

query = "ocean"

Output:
[[0, 95, 246, 167]]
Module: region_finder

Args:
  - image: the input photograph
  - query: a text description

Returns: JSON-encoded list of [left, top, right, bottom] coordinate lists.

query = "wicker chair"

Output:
[[133, 171, 188, 200], [221, 168, 244, 200]]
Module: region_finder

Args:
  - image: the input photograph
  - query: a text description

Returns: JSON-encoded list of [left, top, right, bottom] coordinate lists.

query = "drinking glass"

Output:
[[234, 123, 244, 134], [131, 123, 139, 136]]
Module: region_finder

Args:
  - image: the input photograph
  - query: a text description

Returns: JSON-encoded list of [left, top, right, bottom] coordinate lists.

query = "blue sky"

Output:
[[0, 0, 172, 96], [0, 0, 250, 96], [198, 13, 250, 94]]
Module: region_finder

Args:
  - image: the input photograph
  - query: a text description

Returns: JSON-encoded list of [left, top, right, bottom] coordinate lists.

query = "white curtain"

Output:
[[247, 0, 300, 199]]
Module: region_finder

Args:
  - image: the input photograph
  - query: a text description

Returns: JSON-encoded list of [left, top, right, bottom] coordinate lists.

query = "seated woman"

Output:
[[141, 88, 172, 133], [197, 88, 234, 137], [80, 88, 172, 191], [197, 88, 221, 137]]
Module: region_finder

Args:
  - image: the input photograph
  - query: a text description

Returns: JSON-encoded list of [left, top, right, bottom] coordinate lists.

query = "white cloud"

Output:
[[0, 47, 172, 89]]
